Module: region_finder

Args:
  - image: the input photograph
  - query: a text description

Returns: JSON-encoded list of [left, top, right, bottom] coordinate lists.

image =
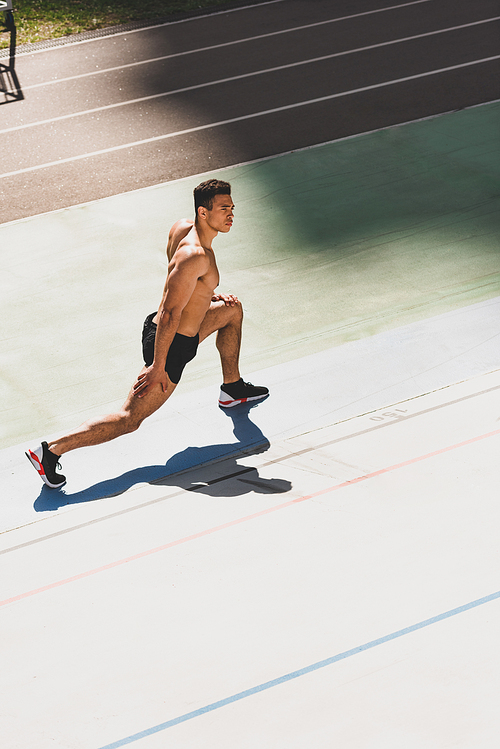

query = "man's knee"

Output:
[[231, 299, 243, 322], [121, 411, 143, 435], [215, 299, 243, 329]]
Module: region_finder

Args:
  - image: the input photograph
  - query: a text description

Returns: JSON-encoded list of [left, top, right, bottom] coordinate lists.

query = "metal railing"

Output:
[[1, 1, 22, 102]]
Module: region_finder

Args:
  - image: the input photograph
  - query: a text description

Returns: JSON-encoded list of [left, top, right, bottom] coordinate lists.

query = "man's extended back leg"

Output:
[[48, 368, 176, 456], [26, 369, 176, 487]]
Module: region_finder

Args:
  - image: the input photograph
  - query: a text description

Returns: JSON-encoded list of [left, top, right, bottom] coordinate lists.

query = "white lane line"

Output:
[[4, 16, 498, 135], [98, 589, 500, 748], [20, 0, 435, 85], [1, 54, 498, 180]]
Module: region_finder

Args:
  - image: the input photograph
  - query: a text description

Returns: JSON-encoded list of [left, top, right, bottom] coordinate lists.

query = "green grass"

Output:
[[0, 0, 238, 49]]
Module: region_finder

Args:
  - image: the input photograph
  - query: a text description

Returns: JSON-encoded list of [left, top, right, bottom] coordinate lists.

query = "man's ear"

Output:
[[197, 206, 207, 221]]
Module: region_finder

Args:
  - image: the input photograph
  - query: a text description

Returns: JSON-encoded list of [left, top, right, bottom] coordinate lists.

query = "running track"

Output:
[[1, 0, 499, 222]]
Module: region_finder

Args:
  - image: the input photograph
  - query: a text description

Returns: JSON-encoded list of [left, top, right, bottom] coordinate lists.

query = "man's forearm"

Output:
[[152, 309, 181, 369]]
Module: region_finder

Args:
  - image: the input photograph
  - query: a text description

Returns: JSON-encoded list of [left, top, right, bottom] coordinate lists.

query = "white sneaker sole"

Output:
[[218, 393, 268, 408]]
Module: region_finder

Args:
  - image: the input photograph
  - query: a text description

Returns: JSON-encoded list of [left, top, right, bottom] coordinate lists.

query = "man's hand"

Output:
[[212, 293, 239, 307], [133, 365, 171, 398]]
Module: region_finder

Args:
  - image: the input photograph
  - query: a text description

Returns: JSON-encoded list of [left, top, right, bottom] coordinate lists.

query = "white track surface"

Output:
[[1, 296, 500, 747]]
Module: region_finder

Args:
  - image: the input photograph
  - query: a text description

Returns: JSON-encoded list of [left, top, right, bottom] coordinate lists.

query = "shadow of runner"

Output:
[[33, 398, 290, 510], [151, 448, 291, 498]]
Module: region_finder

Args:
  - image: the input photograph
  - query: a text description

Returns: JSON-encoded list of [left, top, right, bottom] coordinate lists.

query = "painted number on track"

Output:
[[369, 409, 408, 423]]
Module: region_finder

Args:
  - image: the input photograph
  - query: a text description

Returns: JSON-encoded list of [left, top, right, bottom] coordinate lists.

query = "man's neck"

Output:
[[195, 219, 217, 250]]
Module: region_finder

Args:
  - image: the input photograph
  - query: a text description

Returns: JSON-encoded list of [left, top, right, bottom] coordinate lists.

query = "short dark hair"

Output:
[[194, 179, 231, 213]]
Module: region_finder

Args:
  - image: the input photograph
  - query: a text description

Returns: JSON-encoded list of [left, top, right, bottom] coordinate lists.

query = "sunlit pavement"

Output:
[[1, 99, 499, 747]]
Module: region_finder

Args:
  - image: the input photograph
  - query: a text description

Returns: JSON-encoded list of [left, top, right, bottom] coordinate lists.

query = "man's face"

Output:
[[205, 193, 234, 233]]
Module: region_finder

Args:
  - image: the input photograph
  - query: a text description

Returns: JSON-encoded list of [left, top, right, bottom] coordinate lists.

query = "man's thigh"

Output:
[[122, 366, 177, 423], [198, 299, 241, 343]]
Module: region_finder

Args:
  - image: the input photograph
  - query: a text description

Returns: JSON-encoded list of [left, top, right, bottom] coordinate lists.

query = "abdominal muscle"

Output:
[[175, 284, 214, 336], [151, 281, 214, 337]]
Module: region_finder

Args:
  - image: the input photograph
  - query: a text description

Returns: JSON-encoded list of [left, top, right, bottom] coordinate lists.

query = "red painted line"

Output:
[[2, 428, 499, 608]]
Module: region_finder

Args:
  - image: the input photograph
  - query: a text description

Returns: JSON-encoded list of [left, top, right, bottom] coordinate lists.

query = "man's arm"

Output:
[[133, 249, 207, 397]]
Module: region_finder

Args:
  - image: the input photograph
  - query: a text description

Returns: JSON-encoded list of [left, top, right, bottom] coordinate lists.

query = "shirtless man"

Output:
[[26, 179, 268, 489]]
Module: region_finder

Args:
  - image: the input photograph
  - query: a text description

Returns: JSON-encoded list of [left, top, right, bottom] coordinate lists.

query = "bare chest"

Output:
[[201, 255, 220, 292]]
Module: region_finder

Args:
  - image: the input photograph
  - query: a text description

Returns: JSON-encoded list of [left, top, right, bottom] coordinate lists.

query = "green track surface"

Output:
[[1, 103, 499, 448]]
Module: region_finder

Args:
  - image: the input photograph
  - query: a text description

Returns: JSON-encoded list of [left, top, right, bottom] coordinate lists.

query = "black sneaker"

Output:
[[26, 442, 66, 488], [219, 378, 269, 408]]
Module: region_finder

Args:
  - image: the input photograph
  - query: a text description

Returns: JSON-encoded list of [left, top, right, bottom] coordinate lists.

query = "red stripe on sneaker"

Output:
[[28, 450, 45, 476]]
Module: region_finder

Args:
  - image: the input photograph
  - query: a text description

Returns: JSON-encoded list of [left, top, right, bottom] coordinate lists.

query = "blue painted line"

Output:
[[99, 589, 500, 749]]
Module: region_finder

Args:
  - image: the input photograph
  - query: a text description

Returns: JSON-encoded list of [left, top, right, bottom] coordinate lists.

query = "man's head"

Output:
[[194, 179, 231, 213], [194, 179, 234, 233]]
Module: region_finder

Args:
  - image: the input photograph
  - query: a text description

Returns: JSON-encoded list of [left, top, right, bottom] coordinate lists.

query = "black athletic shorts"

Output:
[[142, 312, 199, 385]]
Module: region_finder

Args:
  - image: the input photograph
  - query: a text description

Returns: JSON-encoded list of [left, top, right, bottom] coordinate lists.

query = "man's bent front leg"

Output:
[[199, 300, 243, 383], [48, 368, 176, 455]]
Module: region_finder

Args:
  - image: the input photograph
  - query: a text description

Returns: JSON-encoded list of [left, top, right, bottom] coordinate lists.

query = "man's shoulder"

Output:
[[170, 230, 210, 270], [176, 243, 208, 262], [169, 218, 194, 236], [167, 219, 198, 262]]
